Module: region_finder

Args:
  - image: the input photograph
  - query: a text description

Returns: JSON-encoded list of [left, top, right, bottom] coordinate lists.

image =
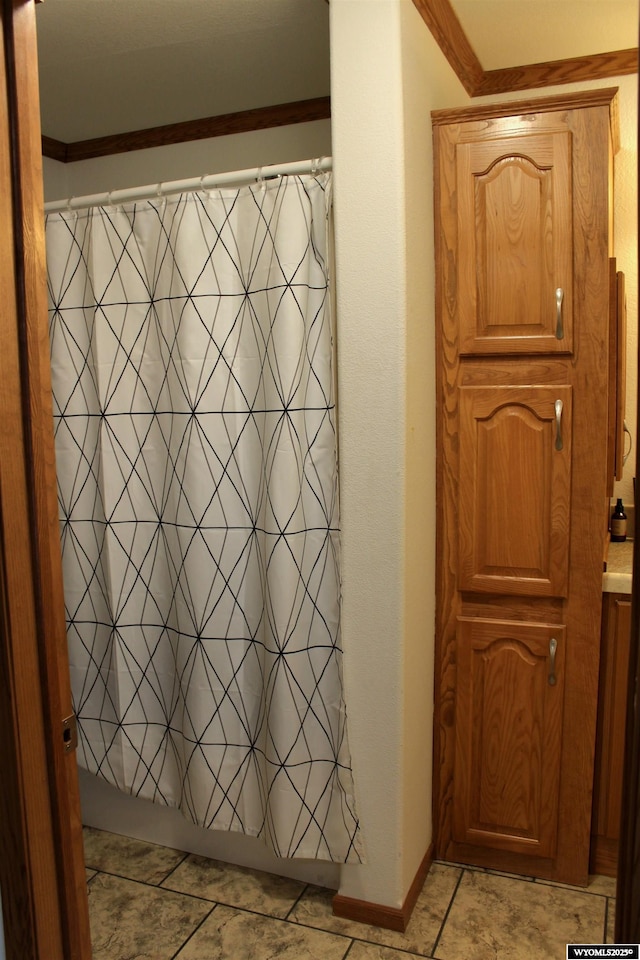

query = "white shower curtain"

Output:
[[46, 171, 363, 863]]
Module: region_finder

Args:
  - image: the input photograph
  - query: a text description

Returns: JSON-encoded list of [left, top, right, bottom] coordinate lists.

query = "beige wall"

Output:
[[613, 75, 638, 508], [399, 0, 467, 899], [330, 0, 467, 907], [330, 0, 408, 907]]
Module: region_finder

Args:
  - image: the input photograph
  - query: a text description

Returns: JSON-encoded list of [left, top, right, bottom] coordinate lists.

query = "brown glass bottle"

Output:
[[611, 498, 627, 542]]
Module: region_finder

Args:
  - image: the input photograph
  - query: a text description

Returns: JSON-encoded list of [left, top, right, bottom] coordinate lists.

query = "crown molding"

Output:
[[412, 0, 638, 96], [411, 0, 482, 95], [42, 97, 331, 164]]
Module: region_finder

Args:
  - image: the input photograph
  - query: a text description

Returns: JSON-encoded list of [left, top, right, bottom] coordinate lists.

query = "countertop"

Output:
[[603, 539, 634, 594]]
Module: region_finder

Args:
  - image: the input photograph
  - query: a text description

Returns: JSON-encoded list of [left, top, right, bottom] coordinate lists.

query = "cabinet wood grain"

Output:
[[433, 88, 617, 886], [454, 618, 565, 858], [457, 131, 573, 355], [458, 385, 571, 597]]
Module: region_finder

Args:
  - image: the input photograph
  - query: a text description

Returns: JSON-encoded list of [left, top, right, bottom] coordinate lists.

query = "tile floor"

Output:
[[83, 826, 617, 960]]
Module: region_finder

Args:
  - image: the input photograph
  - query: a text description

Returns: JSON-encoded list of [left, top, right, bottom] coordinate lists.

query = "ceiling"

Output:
[[35, 0, 638, 144], [36, 0, 331, 142], [450, 0, 637, 70]]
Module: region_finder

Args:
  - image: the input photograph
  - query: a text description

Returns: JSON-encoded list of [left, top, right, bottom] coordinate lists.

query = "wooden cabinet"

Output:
[[454, 617, 566, 859], [433, 88, 618, 887], [591, 592, 632, 876]]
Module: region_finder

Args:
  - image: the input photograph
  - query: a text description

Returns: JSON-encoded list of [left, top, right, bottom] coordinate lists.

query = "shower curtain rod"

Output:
[[44, 156, 332, 214]]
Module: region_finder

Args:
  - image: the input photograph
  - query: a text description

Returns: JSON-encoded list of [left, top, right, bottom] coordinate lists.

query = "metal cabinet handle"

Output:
[[554, 399, 563, 451], [549, 638, 558, 686], [555, 287, 564, 340]]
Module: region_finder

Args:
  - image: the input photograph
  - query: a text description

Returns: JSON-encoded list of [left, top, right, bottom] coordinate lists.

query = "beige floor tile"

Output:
[[587, 875, 618, 898], [162, 854, 307, 917], [83, 826, 186, 883], [347, 942, 428, 959], [289, 862, 461, 956], [607, 900, 616, 942], [435, 869, 606, 960], [482, 868, 536, 882], [174, 904, 349, 959], [534, 873, 617, 897], [88, 872, 212, 960]]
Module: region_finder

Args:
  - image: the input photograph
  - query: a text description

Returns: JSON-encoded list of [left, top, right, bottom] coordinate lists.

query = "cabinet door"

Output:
[[453, 617, 566, 858], [459, 384, 572, 597], [457, 131, 573, 355]]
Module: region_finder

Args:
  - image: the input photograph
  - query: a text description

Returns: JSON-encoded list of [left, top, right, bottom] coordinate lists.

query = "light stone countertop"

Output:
[[603, 539, 634, 594]]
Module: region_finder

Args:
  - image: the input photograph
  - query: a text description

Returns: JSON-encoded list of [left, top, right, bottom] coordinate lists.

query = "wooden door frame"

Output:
[[615, 65, 640, 943], [0, 1, 91, 957], [0, 0, 637, 953], [615, 524, 640, 939]]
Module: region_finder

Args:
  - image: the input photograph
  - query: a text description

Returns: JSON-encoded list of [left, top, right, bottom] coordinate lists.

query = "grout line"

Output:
[[284, 882, 310, 921], [532, 877, 617, 899], [168, 902, 217, 960], [89, 866, 217, 904], [157, 851, 190, 887], [430, 865, 465, 958], [341, 937, 356, 959], [348, 935, 438, 957], [605, 895, 616, 944], [439, 857, 615, 900]]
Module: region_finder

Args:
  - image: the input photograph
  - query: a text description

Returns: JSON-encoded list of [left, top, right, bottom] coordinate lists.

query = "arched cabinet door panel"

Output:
[[458, 384, 572, 597], [457, 131, 573, 355], [453, 617, 566, 859]]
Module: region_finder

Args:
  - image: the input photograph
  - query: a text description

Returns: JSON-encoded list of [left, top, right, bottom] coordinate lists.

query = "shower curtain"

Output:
[[45, 171, 363, 863]]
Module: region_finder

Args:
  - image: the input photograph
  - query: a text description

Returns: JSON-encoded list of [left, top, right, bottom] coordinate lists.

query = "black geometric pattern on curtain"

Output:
[[46, 172, 363, 863]]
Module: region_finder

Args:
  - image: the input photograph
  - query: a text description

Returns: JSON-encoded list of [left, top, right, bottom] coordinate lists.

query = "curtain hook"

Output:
[[311, 157, 319, 176], [199, 175, 213, 200], [156, 182, 168, 209]]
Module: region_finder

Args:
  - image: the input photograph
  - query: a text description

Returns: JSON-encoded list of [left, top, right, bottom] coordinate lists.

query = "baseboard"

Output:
[[332, 842, 434, 932], [589, 834, 618, 878]]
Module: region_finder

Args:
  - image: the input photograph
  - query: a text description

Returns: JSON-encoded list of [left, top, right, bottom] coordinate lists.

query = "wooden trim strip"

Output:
[[413, 0, 637, 97], [476, 48, 639, 97], [332, 844, 434, 933], [42, 96, 331, 164], [5, 1, 92, 957], [411, 0, 483, 96], [41, 134, 66, 162], [0, 2, 68, 956], [431, 86, 620, 126]]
